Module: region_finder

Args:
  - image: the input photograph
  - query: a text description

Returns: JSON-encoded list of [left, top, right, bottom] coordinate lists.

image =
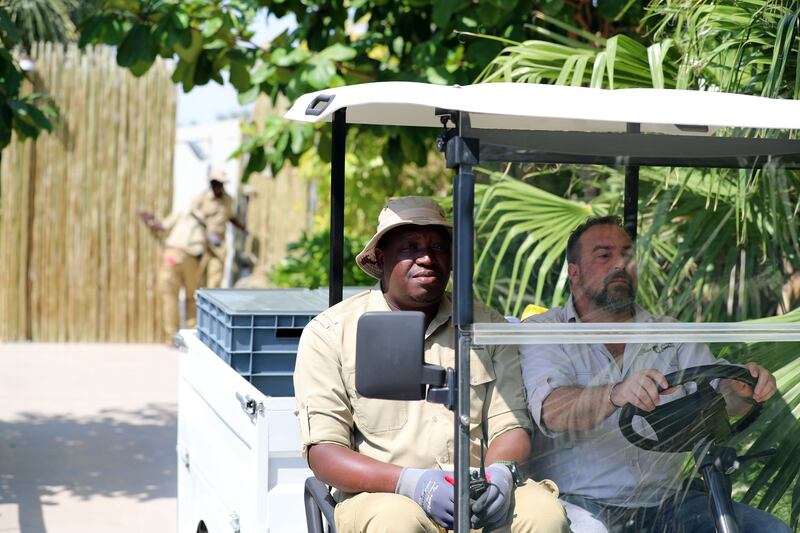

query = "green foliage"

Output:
[[1, 0, 78, 50], [78, 1, 259, 89], [474, 2, 800, 324], [262, 125, 450, 289], [476, 10, 682, 89], [478, 2, 800, 96], [269, 229, 373, 289], [644, 1, 800, 98], [303, 125, 451, 239], [233, 116, 315, 179], [76, 0, 638, 182], [474, 168, 598, 316], [0, 6, 58, 150]]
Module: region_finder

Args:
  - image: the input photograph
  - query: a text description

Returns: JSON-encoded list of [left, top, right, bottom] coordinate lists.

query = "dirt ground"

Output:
[[0, 343, 178, 533]]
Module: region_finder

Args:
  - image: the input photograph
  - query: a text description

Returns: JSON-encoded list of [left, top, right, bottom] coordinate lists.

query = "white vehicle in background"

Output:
[[177, 287, 366, 533], [177, 332, 306, 533], [176, 82, 800, 533]]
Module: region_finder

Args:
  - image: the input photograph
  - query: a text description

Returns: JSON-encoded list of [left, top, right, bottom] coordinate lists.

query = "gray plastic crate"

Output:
[[196, 287, 370, 396]]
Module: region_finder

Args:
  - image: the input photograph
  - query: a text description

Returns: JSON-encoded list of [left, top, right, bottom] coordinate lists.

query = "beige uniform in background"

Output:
[[294, 289, 569, 533], [157, 211, 206, 343], [191, 189, 233, 288]]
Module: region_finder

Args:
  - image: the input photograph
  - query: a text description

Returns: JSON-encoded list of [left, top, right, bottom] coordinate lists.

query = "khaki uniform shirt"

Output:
[[191, 189, 233, 236], [162, 211, 206, 257], [294, 289, 532, 490]]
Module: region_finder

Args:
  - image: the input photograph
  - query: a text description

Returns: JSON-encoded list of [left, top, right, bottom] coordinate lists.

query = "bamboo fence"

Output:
[[0, 43, 175, 342]]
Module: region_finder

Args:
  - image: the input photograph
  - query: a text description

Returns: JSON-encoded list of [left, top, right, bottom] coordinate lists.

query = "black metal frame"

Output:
[[329, 109, 346, 307], [624, 123, 640, 240], [451, 111, 475, 527], [466, 129, 800, 169], [324, 106, 800, 533]]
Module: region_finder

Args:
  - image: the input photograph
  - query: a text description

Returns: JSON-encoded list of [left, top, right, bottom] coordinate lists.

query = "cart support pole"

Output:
[[697, 447, 740, 533], [624, 123, 640, 241], [330, 109, 346, 307], [452, 112, 475, 533]]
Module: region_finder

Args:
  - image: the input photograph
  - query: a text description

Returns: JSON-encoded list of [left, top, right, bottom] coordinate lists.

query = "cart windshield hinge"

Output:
[[435, 110, 456, 153], [445, 136, 479, 168]]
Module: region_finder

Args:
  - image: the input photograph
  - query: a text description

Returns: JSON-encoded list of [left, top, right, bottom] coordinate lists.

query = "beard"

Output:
[[583, 270, 636, 316]]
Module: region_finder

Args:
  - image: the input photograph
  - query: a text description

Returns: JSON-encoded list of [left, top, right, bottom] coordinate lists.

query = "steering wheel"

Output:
[[618, 364, 762, 453]]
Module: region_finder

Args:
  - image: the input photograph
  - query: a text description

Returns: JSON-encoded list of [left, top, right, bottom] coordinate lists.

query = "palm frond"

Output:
[[1, 0, 77, 49], [474, 170, 598, 315]]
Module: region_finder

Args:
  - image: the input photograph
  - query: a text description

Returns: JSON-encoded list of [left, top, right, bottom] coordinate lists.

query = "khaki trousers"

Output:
[[334, 480, 569, 533], [157, 248, 200, 342], [200, 242, 226, 288]]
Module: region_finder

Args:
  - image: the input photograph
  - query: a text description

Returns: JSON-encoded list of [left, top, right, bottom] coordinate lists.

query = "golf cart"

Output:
[[283, 82, 800, 533]]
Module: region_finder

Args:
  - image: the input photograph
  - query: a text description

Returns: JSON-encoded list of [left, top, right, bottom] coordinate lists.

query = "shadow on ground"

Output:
[[0, 403, 176, 533]]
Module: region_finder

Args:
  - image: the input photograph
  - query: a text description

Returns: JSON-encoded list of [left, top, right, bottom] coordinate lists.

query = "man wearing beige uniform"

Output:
[[294, 197, 569, 533], [140, 209, 207, 345], [190, 169, 246, 288]]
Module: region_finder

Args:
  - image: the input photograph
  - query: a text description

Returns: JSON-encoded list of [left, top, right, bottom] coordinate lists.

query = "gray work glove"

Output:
[[396, 468, 455, 529], [470, 463, 515, 530]]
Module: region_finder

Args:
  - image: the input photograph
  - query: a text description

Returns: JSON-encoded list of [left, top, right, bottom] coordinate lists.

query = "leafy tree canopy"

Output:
[[73, 0, 644, 289], [78, 0, 642, 178]]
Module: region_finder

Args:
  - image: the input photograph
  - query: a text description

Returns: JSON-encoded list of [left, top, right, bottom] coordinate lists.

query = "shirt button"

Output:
[[432, 416, 438, 423]]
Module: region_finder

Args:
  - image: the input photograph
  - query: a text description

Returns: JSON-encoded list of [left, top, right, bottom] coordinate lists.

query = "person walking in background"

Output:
[[139, 209, 207, 347], [191, 168, 247, 288]]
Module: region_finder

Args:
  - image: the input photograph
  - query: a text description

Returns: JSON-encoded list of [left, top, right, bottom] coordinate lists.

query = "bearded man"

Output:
[[519, 215, 787, 533]]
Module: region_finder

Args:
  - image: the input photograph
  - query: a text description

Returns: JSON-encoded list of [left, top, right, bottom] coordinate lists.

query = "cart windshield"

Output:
[[470, 158, 800, 528], [286, 82, 800, 530]]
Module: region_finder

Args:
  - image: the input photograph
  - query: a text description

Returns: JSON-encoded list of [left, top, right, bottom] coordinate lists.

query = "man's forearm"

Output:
[[541, 386, 618, 432], [307, 442, 403, 493]]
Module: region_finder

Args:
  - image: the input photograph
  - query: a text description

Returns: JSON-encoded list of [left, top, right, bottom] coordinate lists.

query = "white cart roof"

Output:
[[284, 82, 800, 135]]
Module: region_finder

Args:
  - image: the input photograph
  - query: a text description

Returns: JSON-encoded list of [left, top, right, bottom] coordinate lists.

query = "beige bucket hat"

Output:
[[208, 168, 228, 183], [356, 196, 452, 279]]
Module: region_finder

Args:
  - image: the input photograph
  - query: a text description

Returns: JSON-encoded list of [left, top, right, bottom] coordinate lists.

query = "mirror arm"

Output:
[[426, 367, 456, 411], [421, 364, 446, 387]]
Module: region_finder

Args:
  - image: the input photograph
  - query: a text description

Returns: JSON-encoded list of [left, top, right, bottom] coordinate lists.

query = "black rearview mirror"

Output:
[[356, 311, 448, 401]]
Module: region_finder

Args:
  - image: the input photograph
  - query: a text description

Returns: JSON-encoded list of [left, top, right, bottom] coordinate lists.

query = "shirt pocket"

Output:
[[343, 370, 408, 434]]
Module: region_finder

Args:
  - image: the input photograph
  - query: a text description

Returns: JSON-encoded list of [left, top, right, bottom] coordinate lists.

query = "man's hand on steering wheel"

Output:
[[724, 363, 777, 403], [618, 364, 769, 453], [610, 369, 678, 412]]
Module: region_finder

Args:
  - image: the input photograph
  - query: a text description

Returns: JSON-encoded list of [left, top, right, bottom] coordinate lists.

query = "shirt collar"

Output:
[[426, 294, 452, 338]]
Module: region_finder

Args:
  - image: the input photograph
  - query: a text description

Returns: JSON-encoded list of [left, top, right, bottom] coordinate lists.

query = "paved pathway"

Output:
[[0, 343, 177, 533]]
